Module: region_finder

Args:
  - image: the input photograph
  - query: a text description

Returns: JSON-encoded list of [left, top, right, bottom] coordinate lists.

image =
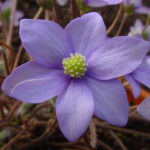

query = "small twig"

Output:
[[89, 121, 97, 148], [130, 105, 138, 110], [1, 129, 25, 150], [33, 120, 47, 126], [129, 110, 137, 117], [12, 45, 23, 69], [0, 48, 9, 75], [0, 40, 14, 54], [45, 9, 50, 20], [71, 0, 78, 18], [34, 7, 44, 19], [109, 130, 128, 150], [5, 101, 21, 121], [6, 0, 18, 45], [0, 41, 15, 72], [0, 105, 5, 120], [0, 8, 7, 40], [1, 22, 7, 41], [115, 13, 127, 36], [95, 120, 150, 138], [51, 0, 59, 22], [30, 114, 57, 143], [12, 7, 44, 69], [107, 3, 123, 34], [28, 102, 52, 119], [97, 140, 114, 150], [3, 103, 10, 111], [0, 122, 20, 129], [48, 142, 77, 147], [73, 145, 91, 150]]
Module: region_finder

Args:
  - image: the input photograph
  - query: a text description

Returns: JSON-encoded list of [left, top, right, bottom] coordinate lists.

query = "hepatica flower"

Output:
[[56, 0, 123, 7], [128, 19, 150, 41], [137, 97, 150, 121], [124, 0, 150, 15], [56, 0, 68, 6], [84, 0, 123, 7], [0, 0, 23, 26], [126, 19, 150, 98], [2, 12, 149, 141], [125, 56, 150, 98]]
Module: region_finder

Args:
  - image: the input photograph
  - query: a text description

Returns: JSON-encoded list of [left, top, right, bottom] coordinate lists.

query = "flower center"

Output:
[[62, 53, 88, 78]]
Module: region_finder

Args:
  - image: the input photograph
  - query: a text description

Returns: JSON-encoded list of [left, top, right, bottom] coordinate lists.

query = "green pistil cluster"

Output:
[[62, 53, 88, 78]]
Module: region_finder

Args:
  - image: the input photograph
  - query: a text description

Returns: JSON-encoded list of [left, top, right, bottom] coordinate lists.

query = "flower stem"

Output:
[[95, 119, 150, 138], [107, 3, 123, 35], [0, 48, 9, 75], [12, 7, 44, 70], [115, 13, 127, 36], [5, 101, 21, 121], [52, 0, 59, 22], [1, 129, 25, 150], [71, 0, 78, 18], [45, 9, 50, 20], [109, 130, 128, 150], [97, 140, 114, 150], [34, 7, 44, 19], [0, 40, 14, 73], [6, 0, 18, 46]]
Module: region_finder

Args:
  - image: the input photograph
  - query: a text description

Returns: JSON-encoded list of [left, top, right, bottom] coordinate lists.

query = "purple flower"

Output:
[[56, 0, 68, 6], [124, 0, 150, 15], [128, 19, 144, 38], [125, 56, 150, 98], [84, 0, 123, 7], [125, 20, 150, 98], [124, 0, 142, 7], [0, 0, 23, 26], [137, 97, 150, 121], [56, 0, 123, 7], [128, 19, 150, 41], [135, 6, 150, 15], [2, 12, 149, 141]]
